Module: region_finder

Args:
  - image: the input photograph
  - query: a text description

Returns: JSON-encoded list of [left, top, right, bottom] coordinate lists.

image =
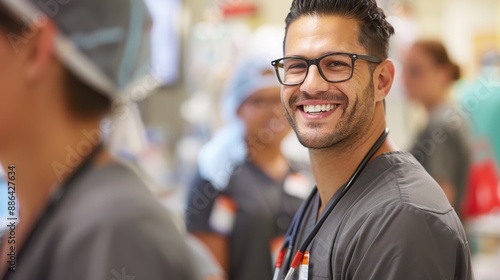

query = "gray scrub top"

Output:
[[186, 161, 311, 280], [410, 104, 471, 210], [276, 152, 473, 280], [2, 163, 199, 280]]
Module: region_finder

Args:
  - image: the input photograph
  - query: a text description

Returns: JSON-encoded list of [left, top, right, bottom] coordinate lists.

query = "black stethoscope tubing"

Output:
[[279, 128, 389, 279], [281, 186, 318, 271]]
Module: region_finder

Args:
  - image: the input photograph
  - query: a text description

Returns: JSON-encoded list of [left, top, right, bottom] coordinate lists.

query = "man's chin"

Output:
[[296, 134, 337, 150]]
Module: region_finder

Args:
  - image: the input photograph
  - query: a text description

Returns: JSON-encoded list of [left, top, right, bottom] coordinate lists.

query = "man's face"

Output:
[[403, 46, 445, 102], [281, 15, 377, 150]]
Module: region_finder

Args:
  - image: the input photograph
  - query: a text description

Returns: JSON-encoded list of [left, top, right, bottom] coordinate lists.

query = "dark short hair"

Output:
[[284, 0, 395, 59], [0, 3, 111, 119]]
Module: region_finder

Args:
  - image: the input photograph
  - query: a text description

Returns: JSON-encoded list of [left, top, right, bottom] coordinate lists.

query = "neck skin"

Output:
[[246, 136, 289, 182], [310, 103, 398, 215], [0, 113, 112, 262]]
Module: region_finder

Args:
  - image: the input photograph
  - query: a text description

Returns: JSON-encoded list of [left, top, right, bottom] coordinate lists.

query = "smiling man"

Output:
[[271, 1, 473, 280]]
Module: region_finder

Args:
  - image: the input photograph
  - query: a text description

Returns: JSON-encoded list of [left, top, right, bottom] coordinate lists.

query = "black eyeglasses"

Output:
[[271, 52, 382, 86]]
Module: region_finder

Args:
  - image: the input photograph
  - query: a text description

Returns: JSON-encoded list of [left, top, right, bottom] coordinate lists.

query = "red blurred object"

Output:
[[462, 158, 500, 218], [221, 2, 257, 17]]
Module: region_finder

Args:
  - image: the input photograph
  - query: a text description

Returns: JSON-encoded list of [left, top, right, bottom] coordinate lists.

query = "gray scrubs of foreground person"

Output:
[[272, 0, 473, 279], [0, 0, 199, 279], [5, 164, 198, 280]]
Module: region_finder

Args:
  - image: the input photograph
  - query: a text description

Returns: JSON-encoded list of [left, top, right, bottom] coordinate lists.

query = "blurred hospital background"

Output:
[[2, 0, 500, 278]]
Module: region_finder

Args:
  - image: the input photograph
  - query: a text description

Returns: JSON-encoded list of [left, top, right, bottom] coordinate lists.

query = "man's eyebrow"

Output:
[[284, 50, 350, 59]]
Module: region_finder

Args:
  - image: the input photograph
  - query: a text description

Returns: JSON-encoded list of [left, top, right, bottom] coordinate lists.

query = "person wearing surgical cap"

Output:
[[185, 49, 313, 280], [0, 1, 198, 279]]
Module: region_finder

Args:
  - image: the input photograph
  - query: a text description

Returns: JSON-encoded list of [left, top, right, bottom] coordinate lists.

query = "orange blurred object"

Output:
[[221, 2, 257, 17]]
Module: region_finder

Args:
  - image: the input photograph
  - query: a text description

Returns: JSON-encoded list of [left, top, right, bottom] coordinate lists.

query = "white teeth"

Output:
[[303, 104, 339, 113]]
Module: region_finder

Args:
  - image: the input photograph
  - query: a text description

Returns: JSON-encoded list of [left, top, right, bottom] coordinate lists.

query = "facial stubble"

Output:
[[281, 81, 375, 151]]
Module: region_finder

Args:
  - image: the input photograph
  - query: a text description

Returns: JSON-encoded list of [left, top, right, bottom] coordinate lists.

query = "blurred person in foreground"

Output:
[[186, 52, 312, 279], [0, 0, 199, 279], [404, 40, 471, 211], [272, 0, 473, 279]]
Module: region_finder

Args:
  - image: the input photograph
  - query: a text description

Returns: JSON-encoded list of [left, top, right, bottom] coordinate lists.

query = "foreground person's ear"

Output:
[[25, 20, 57, 83]]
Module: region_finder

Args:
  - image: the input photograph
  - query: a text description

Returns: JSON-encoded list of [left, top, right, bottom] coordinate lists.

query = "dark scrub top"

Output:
[[186, 160, 311, 280], [1, 163, 199, 280], [410, 104, 471, 209], [276, 152, 473, 280]]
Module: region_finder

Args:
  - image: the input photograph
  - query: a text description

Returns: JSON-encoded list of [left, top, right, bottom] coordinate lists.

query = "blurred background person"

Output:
[[459, 51, 500, 219], [473, 51, 500, 166], [403, 40, 471, 212], [0, 0, 199, 279], [460, 50, 500, 168], [185, 49, 312, 279]]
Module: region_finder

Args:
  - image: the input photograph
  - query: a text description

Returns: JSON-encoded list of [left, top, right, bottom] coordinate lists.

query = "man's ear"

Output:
[[26, 20, 57, 82], [372, 59, 395, 102]]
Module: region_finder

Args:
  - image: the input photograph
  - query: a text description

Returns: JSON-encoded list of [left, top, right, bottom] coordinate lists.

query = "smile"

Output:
[[301, 104, 340, 114]]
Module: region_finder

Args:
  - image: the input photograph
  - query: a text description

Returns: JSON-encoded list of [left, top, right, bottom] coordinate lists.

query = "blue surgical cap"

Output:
[[198, 54, 281, 190], [221, 54, 281, 122]]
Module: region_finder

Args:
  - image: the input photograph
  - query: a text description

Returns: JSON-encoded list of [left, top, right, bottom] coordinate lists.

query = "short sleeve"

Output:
[[185, 170, 222, 234], [344, 204, 473, 280]]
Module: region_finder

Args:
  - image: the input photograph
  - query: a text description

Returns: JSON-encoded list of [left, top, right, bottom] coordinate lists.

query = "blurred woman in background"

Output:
[[404, 40, 471, 213], [185, 52, 311, 280]]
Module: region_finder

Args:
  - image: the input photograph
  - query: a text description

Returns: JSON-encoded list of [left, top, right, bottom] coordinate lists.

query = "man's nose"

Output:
[[300, 65, 329, 96]]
